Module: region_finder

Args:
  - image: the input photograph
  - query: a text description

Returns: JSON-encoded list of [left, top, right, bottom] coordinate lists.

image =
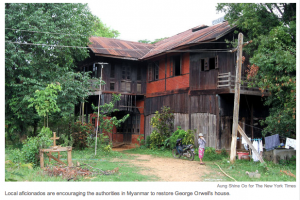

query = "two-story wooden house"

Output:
[[78, 21, 268, 149]]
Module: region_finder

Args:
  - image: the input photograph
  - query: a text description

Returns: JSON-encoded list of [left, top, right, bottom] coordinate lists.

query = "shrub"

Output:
[[150, 106, 174, 137], [202, 147, 226, 161], [149, 130, 167, 149], [169, 127, 195, 149], [71, 121, 94, 149], [21, 127, 53, 165]]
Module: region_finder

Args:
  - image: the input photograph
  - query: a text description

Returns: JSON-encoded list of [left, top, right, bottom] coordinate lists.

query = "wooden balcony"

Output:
[[217, 72, 269, 96]]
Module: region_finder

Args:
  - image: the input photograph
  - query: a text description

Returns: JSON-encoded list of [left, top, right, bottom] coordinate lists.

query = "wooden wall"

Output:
[[191, 113, 217, 148]]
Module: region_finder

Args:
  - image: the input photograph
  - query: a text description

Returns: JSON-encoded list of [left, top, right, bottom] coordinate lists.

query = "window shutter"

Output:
[[137, 83, 141, 93], [126, 82, 131, 92], [215, 55, 219, 69], [148, 63, 153, 81], [121, 81, 126, 91], [170, 58, 174, 77], [204, 58, 209, 71], [154, 62, 159, 80]]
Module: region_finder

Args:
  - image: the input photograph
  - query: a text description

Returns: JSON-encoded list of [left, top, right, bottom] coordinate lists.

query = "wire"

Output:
[[5, 28, 85, 37], [5, 41, 235, 53]]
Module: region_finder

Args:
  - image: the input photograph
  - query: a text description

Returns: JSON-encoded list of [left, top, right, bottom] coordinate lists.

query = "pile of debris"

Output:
[[43, 163, 119, 181]]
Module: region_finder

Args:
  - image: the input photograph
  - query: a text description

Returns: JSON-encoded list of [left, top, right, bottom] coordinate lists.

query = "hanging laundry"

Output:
[[285, 138, 297, 150], [242, 136, 251, 150], [252, 140, 260, 162], [265, 134, 280, 151], [259, 140, 263, 157]]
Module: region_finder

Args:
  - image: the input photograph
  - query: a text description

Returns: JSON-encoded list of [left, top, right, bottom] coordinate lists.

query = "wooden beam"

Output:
[[230, 33, 243, 163], [237, 125, 264, 163], [46, 153, 67, 166]]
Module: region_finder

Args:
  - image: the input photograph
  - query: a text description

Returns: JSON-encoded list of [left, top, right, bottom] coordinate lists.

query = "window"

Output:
[[137, 83, 141, 93], [200, 59, 205, 71], [137, 67, 141, 80], [122, 65, 131, 80], [121, 81, 131, 92], [148, 61, 159, 81], [203, 56, 218, 71], [92, 64, 98, 78], [110, 82, 115, 91], [110, 64, 115, 78], [171, 55, 181, 76]]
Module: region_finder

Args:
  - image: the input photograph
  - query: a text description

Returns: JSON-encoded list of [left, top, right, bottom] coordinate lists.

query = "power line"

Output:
[[5, 28, 85, 37], [6, 28, 250, 44], [5, 41, 234, 52]]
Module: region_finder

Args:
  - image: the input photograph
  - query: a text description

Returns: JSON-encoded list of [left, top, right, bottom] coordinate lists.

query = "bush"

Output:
[[149, 130, 167, 149], [145, 135, 151, 148], [202, 147, 226, 161], [71, 121, 94, 149], [150, 106, 174, 137], [169, 127, 195, 149], [21, 127, 53, 165]]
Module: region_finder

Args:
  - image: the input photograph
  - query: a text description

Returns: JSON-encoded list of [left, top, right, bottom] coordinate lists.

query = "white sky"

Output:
[[87, 0, 225, 42]]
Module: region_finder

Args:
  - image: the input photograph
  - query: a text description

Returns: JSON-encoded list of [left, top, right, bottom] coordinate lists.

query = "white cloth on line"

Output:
[[285, 138, 296, 150]]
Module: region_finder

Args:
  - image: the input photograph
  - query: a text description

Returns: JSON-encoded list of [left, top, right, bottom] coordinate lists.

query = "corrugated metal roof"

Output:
[[88, 21, 235, 60], [88, 37, 154, 60], [142, 21, 235, 59]]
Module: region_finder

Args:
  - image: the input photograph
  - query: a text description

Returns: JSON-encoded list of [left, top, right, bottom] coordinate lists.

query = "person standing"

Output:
[[198, 133, 206, 165]]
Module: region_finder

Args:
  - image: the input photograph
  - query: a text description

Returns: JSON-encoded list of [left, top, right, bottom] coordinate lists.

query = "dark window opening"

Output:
[[110, 65, 115, 78], [110, 82, 115, 91], [200, 59, 205, 71], [148, 61, 159, 81], [137, 67, 141, 80], [209, 57, 216, 69], [122, 65, 131, 80], [154, 63, 159, 80], [122, 66, 126, 79], [173, 55, 181, 76]]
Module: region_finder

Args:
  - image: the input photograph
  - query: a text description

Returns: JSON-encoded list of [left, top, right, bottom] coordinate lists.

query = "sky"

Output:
[[87, 0, 225, 42]]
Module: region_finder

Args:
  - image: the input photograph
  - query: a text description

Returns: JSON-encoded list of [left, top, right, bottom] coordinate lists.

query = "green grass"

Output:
[[123, 147, 174, 158], [202, 157, 296, 182], [5, 148, 157, 182], [6, 147, 296, 182]]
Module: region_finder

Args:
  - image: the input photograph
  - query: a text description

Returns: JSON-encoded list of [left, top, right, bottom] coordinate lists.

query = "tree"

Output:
[[92, 18, 120, 38], [5, 3, 116, 139], [92, 93, 129, 154], [28, 83, 61, 127], [216, 3, 296, 138], [138, 37, 168, 44]]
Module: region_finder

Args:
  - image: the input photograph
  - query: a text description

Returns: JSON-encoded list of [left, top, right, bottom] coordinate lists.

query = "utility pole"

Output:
[[95, 62, 108, 155], [230, 33, 243, 163]]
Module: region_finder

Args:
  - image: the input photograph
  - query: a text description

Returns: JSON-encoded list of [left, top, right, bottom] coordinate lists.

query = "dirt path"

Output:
[[112, 150, 213, 181]]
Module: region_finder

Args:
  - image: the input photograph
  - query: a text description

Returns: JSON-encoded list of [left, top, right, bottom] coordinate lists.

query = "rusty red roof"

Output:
[[88, 37, 153, 60], [88, 21, 235, 60], [142, 21, 235, 59]]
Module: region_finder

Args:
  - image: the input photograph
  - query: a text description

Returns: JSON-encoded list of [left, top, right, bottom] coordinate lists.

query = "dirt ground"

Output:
[[112, 148, 215, 182]]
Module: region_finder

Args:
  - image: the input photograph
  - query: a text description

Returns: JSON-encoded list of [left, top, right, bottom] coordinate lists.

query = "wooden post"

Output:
[[230, 33, 243, 163], [50, 132, 60, 162], [95, 64, 103, 155], [40, 150, 44, 168], [238, 125, 264, 163], [67, 149, 73, 167]]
